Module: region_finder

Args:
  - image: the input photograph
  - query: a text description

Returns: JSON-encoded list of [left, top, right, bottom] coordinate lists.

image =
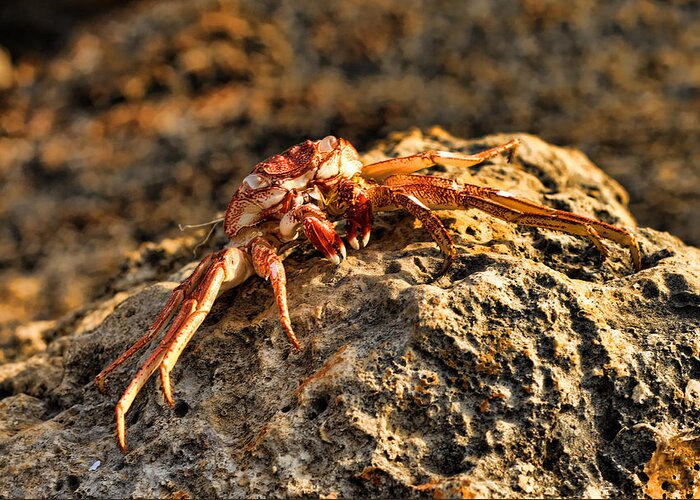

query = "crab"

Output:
[[95, 135, 641, 452]]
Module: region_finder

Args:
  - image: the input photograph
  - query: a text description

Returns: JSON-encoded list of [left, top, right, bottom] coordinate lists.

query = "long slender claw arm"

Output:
[[361, 139, 520, 181], [251, 238, 300, 349], [110, 247, 254, 453], [380, 174, 642, 272], [280, 203, 346, 264]]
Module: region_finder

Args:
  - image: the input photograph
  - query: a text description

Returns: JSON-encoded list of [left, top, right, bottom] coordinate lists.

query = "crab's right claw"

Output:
[[345, 191, 373, 250]]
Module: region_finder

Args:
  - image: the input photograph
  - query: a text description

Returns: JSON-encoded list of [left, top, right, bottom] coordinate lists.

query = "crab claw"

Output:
[[346, 221, 360, 251], [281, 203, 346, 264], [346, 192, 373, 250], [304, 216, 346, 265]]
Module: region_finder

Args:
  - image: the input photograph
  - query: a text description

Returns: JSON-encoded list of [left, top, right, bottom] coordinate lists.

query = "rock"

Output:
[[1, 0, 699, 330], [0, 130, 698, 497]]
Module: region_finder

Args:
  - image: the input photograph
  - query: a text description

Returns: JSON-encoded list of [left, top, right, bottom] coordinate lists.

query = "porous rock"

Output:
[[1, 130, 699, 498], [2, 0, 699, 330]]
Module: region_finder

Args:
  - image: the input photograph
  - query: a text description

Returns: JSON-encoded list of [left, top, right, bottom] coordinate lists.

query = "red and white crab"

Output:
[[95, 135, 641, 452]]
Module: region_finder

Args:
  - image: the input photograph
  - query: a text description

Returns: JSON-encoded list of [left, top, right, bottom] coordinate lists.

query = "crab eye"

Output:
[[242, 173, 270, 190], [318, 135, 338, 153]]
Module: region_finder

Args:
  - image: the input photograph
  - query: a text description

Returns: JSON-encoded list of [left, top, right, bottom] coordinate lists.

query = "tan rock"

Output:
[[0, 130, 698, 497]]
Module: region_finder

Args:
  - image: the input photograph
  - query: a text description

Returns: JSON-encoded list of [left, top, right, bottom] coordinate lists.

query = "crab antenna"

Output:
[[177, 216, 225, 232], [177, 217, 225, 257]]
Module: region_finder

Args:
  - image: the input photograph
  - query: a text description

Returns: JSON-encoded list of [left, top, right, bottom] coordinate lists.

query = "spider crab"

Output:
[[95, 135, 641, 452]]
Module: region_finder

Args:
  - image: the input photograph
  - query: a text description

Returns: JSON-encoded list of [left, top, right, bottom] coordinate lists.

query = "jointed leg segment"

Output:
[[94, 254, 218, 394], [361, 139, 520, 181], [251, 238, 300, 349], [390, 192, 456, 276], [96, 247, 254, 452], [369, 172, 641, 272]]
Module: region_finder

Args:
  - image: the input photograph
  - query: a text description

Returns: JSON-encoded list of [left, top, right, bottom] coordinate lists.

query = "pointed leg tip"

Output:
[[288, 335, 302, 350], [348, 236, 360, 250], [506, 139, 520, 163], [437, 260, 453, 279], [632, 246, 642, 273], [164, 395, 175, 408], [329, 253, 341, 265], [282, 323, 301, 350], [160, 367, 176, 407], [424, 259, 453, 284], [117, 424, 128, 453], [95, 378, 107, 394]]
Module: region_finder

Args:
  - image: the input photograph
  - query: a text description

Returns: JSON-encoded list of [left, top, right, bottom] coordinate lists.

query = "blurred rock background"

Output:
[[0, 0, 698, 333]]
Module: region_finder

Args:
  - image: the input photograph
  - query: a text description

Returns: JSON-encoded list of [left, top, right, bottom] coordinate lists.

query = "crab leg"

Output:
[[111, 247, 254, 452], [251, 238, 300, 349], [462, 188, 638, 264], [115, 300, 194, 451], [94, 253, 218, 393], [157, 247, 253, 407], [361, 139, 520, 181], [378, 174, 641, 271], [391, 192, 456, 276]]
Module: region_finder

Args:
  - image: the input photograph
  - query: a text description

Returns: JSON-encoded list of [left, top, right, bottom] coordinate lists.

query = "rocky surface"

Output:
[[0, 130, 699, 498], [1, 0, 699, 330]]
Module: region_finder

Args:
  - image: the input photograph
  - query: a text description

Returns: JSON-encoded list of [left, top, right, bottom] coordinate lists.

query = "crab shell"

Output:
[[224, 136, 363, 245]]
